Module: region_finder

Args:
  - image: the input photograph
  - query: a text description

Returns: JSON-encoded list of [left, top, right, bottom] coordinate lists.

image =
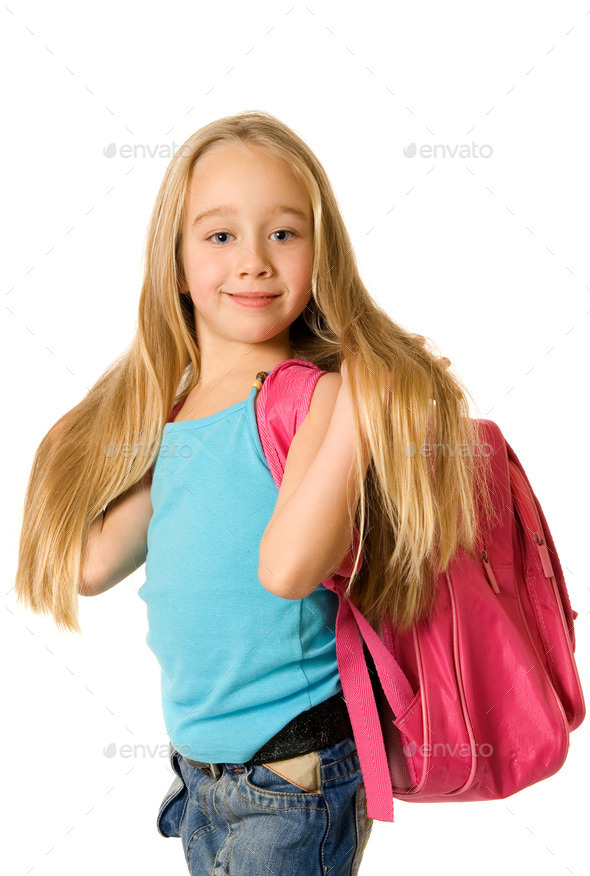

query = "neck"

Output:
[[195, 341, 296, 392]]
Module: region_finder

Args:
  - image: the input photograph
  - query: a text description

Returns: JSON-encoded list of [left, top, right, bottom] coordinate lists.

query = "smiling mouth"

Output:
[[225, 293, 280, 299], [223, 291, 280, 308]]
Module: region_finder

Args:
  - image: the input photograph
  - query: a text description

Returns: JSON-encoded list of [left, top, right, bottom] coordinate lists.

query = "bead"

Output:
[[255, 371, 268, 383], [251, 371, 268, 391]]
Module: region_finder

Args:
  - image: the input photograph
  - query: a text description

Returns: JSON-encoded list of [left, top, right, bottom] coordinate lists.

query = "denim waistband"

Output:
[[183, 692, 353, 771]]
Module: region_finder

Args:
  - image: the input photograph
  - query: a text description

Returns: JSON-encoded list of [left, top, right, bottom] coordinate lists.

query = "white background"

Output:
[[2, 2, 589, 874]]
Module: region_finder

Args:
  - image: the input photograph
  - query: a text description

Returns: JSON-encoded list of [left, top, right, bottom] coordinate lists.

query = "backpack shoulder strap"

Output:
[[256, 358, 326, 486], [256, 357, 362, 581]]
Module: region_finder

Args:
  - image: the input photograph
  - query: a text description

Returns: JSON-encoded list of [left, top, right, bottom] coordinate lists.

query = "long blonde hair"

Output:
[[15, 109, 497, 635]]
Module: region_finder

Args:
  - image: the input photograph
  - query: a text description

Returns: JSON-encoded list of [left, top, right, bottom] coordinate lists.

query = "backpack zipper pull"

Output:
[[481, 550, 501, 594], [534, 533, 555, 578]]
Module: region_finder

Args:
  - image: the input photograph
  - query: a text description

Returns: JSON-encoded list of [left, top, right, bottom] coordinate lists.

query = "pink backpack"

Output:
[[256, 359, 586, 822]]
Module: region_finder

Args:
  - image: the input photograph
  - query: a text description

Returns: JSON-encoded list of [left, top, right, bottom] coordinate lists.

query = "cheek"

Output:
[[184, 255, 224, 292], [288, 245, 313, 279], [296, 255, 314, 288]]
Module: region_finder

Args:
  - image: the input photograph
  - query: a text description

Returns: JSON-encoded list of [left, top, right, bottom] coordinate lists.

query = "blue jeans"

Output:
[[156, 735, 374, 875]]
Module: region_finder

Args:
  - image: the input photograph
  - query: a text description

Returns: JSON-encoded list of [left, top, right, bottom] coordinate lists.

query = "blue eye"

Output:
[[206, 229, 295, 245], [208, 231, 234, 245], [270, 230, 295, 242]]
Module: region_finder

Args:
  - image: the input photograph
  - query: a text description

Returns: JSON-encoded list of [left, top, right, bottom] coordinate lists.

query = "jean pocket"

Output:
[[246, 751, 323, 797], [156, 746, 188, 838]]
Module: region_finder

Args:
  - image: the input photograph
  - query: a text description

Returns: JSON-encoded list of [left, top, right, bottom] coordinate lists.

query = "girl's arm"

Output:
[[258, 369, 371, 600], [79, 470, 153, 596]]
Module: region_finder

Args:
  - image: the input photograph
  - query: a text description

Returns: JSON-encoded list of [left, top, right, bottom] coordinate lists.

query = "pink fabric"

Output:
[[256, 363, 586, 823]]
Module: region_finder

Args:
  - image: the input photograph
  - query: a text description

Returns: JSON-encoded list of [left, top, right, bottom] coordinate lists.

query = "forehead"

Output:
[[185, 141, 310, 209]]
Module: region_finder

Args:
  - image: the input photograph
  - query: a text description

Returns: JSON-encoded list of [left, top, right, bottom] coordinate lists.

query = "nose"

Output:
[[235, 239, 274, 279]]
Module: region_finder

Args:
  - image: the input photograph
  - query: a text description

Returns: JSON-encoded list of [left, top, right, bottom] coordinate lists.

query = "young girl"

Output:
[[15, 110, 493, 875]]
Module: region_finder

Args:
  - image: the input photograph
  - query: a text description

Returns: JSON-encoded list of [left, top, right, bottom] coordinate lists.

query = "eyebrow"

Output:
[[191, 204, 311, 227]]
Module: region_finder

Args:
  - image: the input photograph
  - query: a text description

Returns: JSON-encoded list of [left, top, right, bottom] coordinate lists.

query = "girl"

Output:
[[15, 110, 494, 875]]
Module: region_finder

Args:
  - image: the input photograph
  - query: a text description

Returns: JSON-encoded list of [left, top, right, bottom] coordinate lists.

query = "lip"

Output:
[[224, 291, 280, 308]]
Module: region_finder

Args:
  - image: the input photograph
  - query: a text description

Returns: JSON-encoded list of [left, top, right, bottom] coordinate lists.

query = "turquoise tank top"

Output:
[[137, 379, 341, 762]]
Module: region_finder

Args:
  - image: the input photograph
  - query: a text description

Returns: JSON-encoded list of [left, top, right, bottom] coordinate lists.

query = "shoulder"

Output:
[[257, 357, 339, 434], [286, 371, 342, 462], [269, 371, 342, 514], [303, 372, 342, 425], [273, 362, 342, 435], [255, 360, 342, 485]]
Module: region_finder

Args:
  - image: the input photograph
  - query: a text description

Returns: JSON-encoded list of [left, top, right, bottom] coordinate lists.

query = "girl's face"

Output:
[[181, 141, 314, 357]]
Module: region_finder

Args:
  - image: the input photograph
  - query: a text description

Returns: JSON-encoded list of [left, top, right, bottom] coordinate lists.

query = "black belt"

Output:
[[182, 693, 353, 772]]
